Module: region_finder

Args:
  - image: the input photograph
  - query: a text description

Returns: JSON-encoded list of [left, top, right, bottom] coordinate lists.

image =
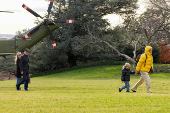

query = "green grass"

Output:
[[0, 65, 170, 113]]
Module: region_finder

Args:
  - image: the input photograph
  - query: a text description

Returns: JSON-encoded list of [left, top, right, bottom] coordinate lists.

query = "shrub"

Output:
[[154, 65, 170, 73], [158, 41, 170, 63], [31, 60, 125, 77]]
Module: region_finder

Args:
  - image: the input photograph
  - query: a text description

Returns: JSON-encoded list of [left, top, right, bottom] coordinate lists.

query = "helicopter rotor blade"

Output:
[[0, 11, 14, 13], [54, 19, 75, 23], [52, 40, 57, 49], [22, 4, 43, 19], [47, 0, 54, 19], [22, 26, 41, 40], [21, 1, 75, 50], [46, 25, 57, 49]]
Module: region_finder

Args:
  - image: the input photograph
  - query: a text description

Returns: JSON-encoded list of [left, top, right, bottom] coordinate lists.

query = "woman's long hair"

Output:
[[15, 52, 21, 64], [122, 63, 130, 69]]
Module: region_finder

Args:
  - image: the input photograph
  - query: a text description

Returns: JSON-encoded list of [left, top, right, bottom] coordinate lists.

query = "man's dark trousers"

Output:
[[17, 69, 29, 90]]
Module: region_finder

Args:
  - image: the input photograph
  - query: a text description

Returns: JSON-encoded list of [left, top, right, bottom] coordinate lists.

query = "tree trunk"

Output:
[[102, 40, 137, 70]]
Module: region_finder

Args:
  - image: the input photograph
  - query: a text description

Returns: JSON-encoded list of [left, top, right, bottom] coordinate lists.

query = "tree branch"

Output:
[[101, 40, 136, 64], [133, 36, 140, 60]]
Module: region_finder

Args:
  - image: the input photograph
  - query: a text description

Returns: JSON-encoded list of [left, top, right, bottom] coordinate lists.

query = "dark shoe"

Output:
[[131, 89, 136, 92], [16, 85, 20, 90], [119, 88, 121, 92], [147, 90, 152, 93], [25, 88, 29, 91]]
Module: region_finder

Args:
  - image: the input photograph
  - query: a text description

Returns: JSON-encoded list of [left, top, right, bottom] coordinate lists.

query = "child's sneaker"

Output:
[[119, 88, 121, 92]]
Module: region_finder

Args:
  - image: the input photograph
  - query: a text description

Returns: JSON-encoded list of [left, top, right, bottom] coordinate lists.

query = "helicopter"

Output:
[[0, 0, 74, 57]]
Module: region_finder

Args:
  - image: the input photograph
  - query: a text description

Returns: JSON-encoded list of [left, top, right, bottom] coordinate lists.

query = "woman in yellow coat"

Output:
[[131, 46, 153, 93]]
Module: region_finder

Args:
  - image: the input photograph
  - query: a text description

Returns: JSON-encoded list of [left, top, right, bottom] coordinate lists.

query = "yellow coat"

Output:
[[136, 46, 153, 72]]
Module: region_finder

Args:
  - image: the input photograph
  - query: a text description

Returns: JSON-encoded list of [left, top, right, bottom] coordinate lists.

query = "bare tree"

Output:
[[77, 1, 170, 71]]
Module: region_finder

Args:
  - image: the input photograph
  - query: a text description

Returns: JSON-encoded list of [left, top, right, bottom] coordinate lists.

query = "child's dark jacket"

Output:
[[121, 68, 135, 81]]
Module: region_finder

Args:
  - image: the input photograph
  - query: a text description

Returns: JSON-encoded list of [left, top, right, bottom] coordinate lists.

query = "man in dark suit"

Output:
[[16, 48, 29, 91]]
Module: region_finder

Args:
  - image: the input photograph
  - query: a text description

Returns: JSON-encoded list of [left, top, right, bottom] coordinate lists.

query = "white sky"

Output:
[[0, 0, 147, 35], [0, 0, 49, 34], [103, 0, 148, 28]]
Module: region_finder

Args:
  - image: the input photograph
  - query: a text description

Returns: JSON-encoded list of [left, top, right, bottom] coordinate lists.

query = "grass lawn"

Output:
[[0, 65, 170, 113]]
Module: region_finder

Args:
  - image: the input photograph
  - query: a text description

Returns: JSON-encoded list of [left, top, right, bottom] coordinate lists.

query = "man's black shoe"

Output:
[[131, 89, 136, 92], [119, 88, 121, 92], [25, 88, 29, 91]]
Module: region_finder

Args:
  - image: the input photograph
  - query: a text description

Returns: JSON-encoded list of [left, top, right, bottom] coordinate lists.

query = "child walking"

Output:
[[119, 63, 135, 92]]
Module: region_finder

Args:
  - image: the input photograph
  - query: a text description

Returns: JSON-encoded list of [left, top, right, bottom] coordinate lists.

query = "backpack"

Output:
[[136, 54, 147, 65]]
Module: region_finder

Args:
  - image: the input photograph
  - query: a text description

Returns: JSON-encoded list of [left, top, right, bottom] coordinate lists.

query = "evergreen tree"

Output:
[[29, 0, 138, 73], [52, 0, 138, 65], [0, 55, 16, 74]]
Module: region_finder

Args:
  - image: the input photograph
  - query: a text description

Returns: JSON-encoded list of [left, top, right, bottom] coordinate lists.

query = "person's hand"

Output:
[[135, 71, 138, 74], [122, 81, 124, 83], [21, 71, 23, 74]]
